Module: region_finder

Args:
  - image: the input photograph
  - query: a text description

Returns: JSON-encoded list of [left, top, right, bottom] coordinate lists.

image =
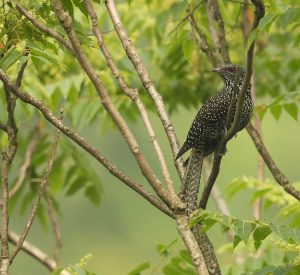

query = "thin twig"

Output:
[[186, 3, 218, 67], [105, 0, 185, 181], [169, 0, 205, 36], [51, 0, 181, 210], [7, 230, 70, 274], [246, 123, 300, 201], [0, 70, 174, 218], [45, 192, 62, 264], [203, 159, 245, 264], [10, 118, 62, 264], [8, 230, 56, 271], [84, 0, 176, 200], [205, 0, 231, 65], [9, 129, 39, 198]]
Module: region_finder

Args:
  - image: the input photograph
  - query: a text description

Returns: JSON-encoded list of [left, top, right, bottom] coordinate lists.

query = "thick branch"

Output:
[[176, 214, 208, 275], [105, 0, 185, 181], [84, 0, 176, 198], [246, 123, 300, 201], [0, 70, 174, 218], [51, 0, 180, 209]]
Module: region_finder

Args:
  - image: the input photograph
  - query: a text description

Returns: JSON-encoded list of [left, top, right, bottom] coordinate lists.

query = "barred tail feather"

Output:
[[180, 145, 204, 215]]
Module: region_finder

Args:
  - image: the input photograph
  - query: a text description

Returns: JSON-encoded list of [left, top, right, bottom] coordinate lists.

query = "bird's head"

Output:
[[212, 64, 245, 84]]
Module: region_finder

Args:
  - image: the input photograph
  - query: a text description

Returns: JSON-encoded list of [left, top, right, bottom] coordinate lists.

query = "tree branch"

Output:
[[8, 230, 56, 271], [83, 0, 176, 200], [185, 3, 218, 67], [0, 70, 174, 218], [246, 123, 300, 201], [8, 230, 70, 274], [45, 192, 62, 264], [176, 214, 208, 275], [10, 117, 62, 264], [9, 129, 39, 198], [105, 0, 185, 181], [205, 0, 231, 65], [51, 0, 181, 210]]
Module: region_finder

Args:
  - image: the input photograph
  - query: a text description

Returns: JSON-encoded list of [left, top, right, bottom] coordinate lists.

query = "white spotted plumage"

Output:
[[176, 64, 253, 160]]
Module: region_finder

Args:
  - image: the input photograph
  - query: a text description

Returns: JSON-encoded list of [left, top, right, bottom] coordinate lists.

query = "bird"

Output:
[[176, 64, 253, 162], [176, 64, 253, 214]]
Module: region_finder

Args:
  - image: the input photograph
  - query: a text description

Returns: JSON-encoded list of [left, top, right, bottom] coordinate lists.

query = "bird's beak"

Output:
[[211, 68, 220, 73]]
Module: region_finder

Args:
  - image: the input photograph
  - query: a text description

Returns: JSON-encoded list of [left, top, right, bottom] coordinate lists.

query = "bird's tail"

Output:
[[179, 145, 204, 215]]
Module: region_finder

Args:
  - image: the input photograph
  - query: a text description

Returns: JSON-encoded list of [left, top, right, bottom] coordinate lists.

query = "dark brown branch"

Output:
[[246, 123, 300, 201], [0, 70, 174, 218], [10, 119, 62, 264]]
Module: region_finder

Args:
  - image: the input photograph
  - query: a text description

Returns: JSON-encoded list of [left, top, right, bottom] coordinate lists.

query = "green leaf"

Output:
[[66, 177, 85, 196], [278, 8, 300, 29], [270, 224, 300, 243], [253, 225, 272, 242], [233, 234, 242, 249], [30, 46, 58, 64], [61, 0, 74, 18], [283, 103, 298, 121], [179, 250, 193, 265], [235, 220, 253, 243], [270, 104, 282, 121], [127, 262, 150, 275], [72, 0, 88, 17], [258, 14, 278, 32], [84, 185, 101, 206], [0, 47, 23, 71], [246, 29, 259, 49]]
